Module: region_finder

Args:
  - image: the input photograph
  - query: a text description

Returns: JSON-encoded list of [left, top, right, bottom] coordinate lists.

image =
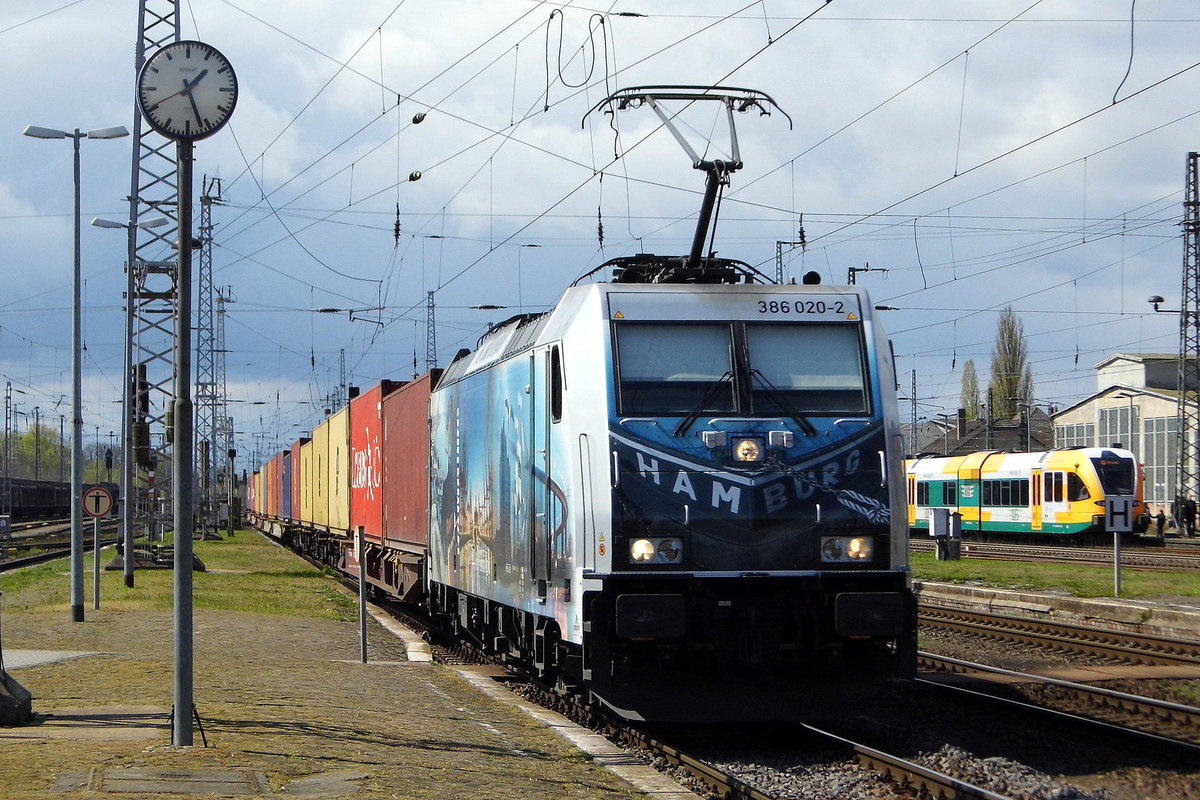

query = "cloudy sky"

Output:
[[2, 0, 1198, 466]]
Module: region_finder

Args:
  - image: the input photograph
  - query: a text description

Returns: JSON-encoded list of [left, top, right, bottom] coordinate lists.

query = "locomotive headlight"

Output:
[[657, 537, 683, 563], [733, 438, 764, 462], [820, 536, 875, 562], [630, 538, 656, 562], [628, 537, 684, 564]]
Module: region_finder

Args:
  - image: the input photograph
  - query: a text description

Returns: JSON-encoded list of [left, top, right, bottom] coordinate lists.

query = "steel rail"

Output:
[[919, 605, 1200, 666], [919, 652, 1200, 753]]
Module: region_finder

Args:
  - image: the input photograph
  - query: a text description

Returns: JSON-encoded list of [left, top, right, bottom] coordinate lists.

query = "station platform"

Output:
[[0, 532, 689, 800], [914, 579, 1200, 642]]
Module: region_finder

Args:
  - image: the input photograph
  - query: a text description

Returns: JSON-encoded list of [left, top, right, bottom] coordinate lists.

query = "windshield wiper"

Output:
[[749, 369, 817, 437], [674, 371, 734, 437]]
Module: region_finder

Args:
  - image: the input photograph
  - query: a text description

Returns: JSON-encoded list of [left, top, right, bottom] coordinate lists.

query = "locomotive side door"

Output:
[[530, 348, 551, 602]]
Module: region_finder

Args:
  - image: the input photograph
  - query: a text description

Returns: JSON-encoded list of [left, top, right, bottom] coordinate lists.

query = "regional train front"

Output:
[[580, 257, 917, 720]]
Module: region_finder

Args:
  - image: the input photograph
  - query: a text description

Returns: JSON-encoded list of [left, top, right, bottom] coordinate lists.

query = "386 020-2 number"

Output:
[[756, 299, 845, 315]]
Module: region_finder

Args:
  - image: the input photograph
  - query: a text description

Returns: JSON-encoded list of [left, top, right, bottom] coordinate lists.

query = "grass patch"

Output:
[[1169, 682, 1200, 704], [911, 551, 1200, 600], [0, 529, 356, 620]]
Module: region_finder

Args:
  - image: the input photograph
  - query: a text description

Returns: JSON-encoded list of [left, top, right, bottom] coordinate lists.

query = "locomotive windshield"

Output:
[[745, 324, 868, 414], [615, 321, 868, 416], [615, 323, 736, 414], [1091, 455, 1136, 495]]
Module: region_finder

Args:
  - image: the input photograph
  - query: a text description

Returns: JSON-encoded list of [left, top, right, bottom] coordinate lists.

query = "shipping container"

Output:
[[349, 381, 403, 543], [291, 438, 308, 523], [299, 437, 315, 526], [269, 451, 285, 518], [381, 371, 439, 549], [327, 406, 350, 533], [248, 469, 260, 515], [281, 450, 292, 519], [311, 419, 330, 528]]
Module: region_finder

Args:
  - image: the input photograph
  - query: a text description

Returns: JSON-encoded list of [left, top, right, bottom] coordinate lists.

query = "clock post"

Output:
[[136, 39, 238, 749]]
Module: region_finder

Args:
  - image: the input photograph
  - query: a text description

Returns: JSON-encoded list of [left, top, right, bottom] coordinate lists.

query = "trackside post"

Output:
[[358, 526, 367, 664], [1106, 497, 1133, 596]]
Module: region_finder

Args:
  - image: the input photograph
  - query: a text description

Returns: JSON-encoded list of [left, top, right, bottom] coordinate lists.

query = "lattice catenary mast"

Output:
[[122, 0, 180, 579], [1178, 152, 1200, 503]]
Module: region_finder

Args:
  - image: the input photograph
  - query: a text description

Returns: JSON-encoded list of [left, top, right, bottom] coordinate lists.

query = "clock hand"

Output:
[[188, 89, 204, 124], [185, 69, 209, 91]]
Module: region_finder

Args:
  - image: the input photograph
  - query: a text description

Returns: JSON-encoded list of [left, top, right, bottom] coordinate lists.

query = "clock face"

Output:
[[137, 40, 238, 140]]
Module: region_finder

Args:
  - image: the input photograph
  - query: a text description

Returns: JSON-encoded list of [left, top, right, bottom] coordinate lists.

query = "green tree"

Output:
[[988, 306, 1033, 418], [960, 360, 979, 420]]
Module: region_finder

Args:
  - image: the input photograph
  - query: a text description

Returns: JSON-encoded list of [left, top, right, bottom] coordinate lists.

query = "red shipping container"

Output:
[[349, 381, 402, 543], [381, 371, 439, 549]]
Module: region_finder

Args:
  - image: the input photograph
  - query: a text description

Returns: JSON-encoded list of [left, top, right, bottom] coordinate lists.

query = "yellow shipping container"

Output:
[[311, 420, 330, 528], [327, 406, 350, 533], [300, 438, 315, 526]]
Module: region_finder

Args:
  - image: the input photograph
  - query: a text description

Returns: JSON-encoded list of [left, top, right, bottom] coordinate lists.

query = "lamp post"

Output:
[[24, 123, 129, 621], [93, 215, 167, 588], [1016, 402, 1035, 452]]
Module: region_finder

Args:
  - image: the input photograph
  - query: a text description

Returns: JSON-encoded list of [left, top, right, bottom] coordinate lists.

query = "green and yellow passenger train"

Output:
[[905, 448, 1147, 538]]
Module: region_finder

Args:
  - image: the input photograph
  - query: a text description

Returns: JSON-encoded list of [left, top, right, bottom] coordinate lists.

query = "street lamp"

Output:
[[24, 123, 129, 622], [1016, 402, 1036, 451], [92, 215, 166, 589]]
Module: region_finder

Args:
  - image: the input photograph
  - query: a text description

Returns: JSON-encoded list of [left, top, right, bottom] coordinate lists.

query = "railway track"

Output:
[[919, 605, 1200, 666], [916, 604, 1200, 666], [919, 652, 1200, 751]]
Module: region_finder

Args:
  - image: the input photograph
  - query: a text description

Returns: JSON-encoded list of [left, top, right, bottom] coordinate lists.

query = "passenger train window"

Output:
[[745, 324, 868, 414], [1068, 473, 1091, 502], [1047, 472, 1064, 503], [615, 323, 735, 415]]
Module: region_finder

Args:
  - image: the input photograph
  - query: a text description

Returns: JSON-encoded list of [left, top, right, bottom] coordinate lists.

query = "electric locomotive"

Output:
[[425, 254, 916, 721]]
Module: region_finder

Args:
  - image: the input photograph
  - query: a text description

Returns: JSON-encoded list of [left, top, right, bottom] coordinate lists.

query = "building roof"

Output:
[[1050, 384, 1186, 419], [1093, 352, 1194, 370]]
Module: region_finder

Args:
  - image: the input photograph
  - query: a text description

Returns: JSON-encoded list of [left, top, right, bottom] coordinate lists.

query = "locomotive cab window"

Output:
[[615, 323, 735, 415], [745, 323, 868, 414]]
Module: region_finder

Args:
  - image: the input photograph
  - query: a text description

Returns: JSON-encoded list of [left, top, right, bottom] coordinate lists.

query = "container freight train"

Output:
[[905, 448, 1148, 540], [246, 258, 917, 722]]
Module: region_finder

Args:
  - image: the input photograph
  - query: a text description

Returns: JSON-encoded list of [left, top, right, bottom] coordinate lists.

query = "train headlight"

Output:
[[657, 538, 682, 562], [820, 536, 875, 562], [733, 438, 764, 462], [630, 538, 656, 562], [628, 537, 684, 564]]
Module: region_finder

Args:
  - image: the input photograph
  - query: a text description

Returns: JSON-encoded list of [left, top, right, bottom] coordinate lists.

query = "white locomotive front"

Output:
[[427, 256, 916, 721]]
